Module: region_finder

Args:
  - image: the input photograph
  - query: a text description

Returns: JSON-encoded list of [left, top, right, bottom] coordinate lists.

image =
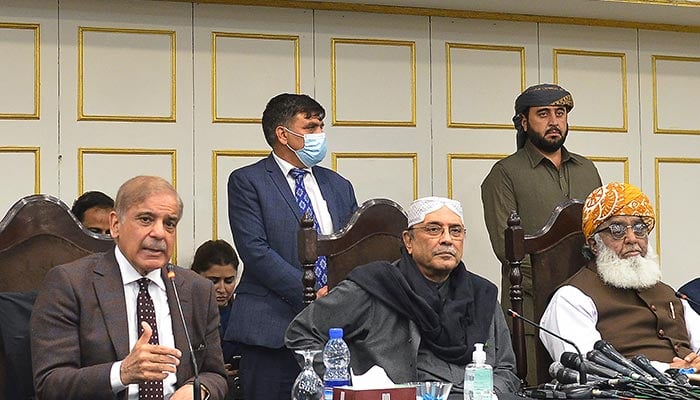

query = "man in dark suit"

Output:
[[30, 176, 227, 400], [225, 93, 358, 400]]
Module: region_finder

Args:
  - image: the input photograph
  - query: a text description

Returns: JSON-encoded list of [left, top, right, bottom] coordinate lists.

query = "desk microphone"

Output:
[[560, 352, 620, 379], [630, 354, 674, 384], [586, 350, 644, 381], [166, 265, 202, 400], [676, 291, 700, 309], [508, 309, 587, 384], [593, 340, 654, 381]]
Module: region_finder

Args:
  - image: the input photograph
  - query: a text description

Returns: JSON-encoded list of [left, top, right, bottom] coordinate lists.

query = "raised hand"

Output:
[[120, 321, 182, 385]]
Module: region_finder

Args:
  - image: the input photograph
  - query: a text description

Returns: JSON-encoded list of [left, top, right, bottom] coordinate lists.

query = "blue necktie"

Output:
[[289, 168, 327, 287]]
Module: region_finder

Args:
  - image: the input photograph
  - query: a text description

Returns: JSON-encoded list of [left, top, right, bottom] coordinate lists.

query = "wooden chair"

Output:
[[0, 194, 114, 399], [505, 199, 586, 385], [298, 198, 407, 305]]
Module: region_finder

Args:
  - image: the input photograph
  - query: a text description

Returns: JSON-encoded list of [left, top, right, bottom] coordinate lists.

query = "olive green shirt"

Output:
[[480, 140, 601, 308]]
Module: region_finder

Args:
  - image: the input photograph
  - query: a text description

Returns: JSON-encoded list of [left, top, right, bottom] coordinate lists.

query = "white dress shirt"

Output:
[[540, 285, 700, 372], [273, 152, 333, 234], [109, 246, 177, 399]]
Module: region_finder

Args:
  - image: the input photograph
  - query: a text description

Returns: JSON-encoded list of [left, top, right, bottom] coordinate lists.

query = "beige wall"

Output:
[[0, 0, 698, 292]]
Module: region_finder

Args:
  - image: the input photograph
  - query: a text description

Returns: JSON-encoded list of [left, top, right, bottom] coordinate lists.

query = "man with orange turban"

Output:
[[540, 182, 700, 372]]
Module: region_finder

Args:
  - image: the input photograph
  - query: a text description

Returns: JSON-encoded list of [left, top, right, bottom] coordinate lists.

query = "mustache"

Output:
[[432, 246, 457, 257], [546, 127, 562, 135], [143, 239, 167, 252]]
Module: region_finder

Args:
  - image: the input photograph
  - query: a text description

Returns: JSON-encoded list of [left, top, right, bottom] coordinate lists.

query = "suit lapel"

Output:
[[163, 267, 191, 384], [313, 167, 341, 229], [265, 154, 302, 220], [94, 251, 130, 360]]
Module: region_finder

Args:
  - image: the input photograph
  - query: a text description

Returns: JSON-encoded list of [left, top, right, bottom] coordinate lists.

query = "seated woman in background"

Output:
[[191, 240, 242, 388]]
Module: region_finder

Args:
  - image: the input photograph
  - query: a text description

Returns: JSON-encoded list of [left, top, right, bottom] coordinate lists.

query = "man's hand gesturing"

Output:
[[120, 321, 182, 384]]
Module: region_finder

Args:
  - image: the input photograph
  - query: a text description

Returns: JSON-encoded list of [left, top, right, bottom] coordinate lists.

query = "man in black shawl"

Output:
[[285, 197, 520, 399], [481, 84, 601, 383]]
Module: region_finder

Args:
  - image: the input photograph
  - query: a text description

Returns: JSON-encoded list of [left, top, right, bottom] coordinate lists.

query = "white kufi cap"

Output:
[[406, 196, 463, 228]]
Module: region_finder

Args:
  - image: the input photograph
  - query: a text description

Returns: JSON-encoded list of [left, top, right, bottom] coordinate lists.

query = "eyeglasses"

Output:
[[595, 222, 648, 240], [409, 224, 465, 240]]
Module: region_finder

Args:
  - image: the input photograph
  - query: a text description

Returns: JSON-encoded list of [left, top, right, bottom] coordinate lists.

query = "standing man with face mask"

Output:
[[225, 93, 358, 400], [480, 84, 602, 382]]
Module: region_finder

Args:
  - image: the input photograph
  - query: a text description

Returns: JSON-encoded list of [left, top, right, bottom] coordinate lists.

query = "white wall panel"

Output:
[[655, 159, 700, 290], [79, 27, 175, 121], [652, 55, 700, 134], [314, 10, 432, 203], [59, 0, 195, 259], [0, 0, 59, 212], [333, 153, 417, 208], [0, 23, 38, 117], [0, 148, 40, 213]]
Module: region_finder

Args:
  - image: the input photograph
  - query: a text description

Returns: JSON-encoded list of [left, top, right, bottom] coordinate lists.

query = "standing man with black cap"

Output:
[[480, 84, 602, 380]]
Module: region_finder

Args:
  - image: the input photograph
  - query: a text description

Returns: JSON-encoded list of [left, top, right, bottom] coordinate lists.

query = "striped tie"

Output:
[[289, 168, 328, 287]]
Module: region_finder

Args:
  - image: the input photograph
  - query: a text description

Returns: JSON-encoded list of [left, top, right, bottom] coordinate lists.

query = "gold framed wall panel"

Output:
[[554, 48, 628, 132], [78, 27, 176, 122], [212, 32, 300, 123], [332, 152, 418, 202], [653, 157, 700, 288], [0, 23, 40, 120], [446, 43, 525, 129], [0, 146, 41, 193], [652, 55, 700, 135], [77, 148, 177, 194], [331, 38, 416, 127], [446, 153, 507, 197], [212, 150, 269, 238], [588, 156, 630, 183]]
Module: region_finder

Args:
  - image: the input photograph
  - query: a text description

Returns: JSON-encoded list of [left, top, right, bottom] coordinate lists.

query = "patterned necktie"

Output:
[[137, 278, 164, 399], [289, 168, 328, 287]]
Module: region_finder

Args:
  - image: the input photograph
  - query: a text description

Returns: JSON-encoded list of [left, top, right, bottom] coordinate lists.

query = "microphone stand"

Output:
[[508, 309, 587, 384], [167, 265, 201, 400]]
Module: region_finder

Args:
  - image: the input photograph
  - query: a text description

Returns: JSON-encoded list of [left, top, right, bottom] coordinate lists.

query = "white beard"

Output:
[[594, 234, 661, 290]]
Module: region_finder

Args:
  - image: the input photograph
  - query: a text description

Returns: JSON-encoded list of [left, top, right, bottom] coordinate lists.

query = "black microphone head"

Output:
[[587, 350, 642, 380], [594, 340, 652, 379], [631, 354, 672, 384], [561, 352, 582, 369]]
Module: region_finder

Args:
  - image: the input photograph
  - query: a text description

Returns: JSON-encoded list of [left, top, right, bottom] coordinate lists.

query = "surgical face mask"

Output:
[[283, 127, 327, 168]]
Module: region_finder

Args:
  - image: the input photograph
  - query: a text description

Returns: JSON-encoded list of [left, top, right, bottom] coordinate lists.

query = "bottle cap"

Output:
[[473, 343, 486, 364], [329, 327, 344, 339]]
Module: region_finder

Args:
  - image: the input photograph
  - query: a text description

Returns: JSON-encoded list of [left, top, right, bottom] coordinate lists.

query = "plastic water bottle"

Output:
[[323, 327, 351, 400], [464, 343, 493, 400]]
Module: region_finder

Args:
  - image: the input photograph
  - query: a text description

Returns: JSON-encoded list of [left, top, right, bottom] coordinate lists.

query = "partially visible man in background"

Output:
[[225, 93, 357, 400], [71, 190, 115, 235], [481, 84, 601, 381]]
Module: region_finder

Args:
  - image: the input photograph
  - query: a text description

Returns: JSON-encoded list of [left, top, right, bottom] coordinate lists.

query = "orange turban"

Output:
[[582, 182, 655, 239]]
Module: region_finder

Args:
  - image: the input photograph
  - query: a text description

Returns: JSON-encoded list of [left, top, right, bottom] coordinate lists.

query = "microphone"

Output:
[[586, 350, 644, 381], [631, 354, 674, 384], [508, 309, 587, 383], [676, 291, 700, 309], [561, 352, 621, 379], [166, 265, 202, 400], [549, 362, 581, 384], [593, 340, 654, 381]]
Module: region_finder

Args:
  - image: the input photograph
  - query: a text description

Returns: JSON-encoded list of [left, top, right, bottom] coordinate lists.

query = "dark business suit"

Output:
[[225, 153, 357, 399], [30, 249, 228, 400]]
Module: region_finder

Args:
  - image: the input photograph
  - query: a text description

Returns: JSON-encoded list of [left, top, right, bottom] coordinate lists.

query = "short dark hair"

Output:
[[71, 191, 114, 222], [261, 93, 325, 147], [191, 240, 239, 274]]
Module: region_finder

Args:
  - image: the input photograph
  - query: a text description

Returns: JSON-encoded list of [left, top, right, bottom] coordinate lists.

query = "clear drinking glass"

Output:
[[291, 349, 324, 400]]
